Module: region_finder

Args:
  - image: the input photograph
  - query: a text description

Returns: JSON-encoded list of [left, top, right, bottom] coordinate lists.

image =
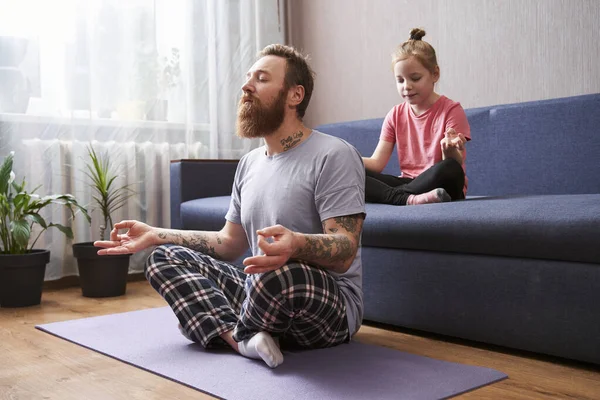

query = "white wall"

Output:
[[288, 0, 600, 127]]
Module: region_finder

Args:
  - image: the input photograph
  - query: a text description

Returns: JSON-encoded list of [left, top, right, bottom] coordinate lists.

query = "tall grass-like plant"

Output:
[[84, 145, 136, 240], [72, 145, 137, 299], [0, 152, 89, 254]]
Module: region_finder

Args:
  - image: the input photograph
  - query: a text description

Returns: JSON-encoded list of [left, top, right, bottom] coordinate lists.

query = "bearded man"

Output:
[[94, 44, 366, 368]]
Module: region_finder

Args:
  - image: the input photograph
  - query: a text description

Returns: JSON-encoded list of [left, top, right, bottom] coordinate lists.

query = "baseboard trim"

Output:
[[43, 273, 147, 290]]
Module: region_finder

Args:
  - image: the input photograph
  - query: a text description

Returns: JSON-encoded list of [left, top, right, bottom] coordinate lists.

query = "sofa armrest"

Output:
[[170, 159, 239, 229]]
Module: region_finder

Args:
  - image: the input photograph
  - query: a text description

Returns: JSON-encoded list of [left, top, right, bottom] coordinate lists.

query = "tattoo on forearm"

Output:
[[327, 214, 363, 241], [295, 235, 355, 266], [303, 214, 366, 270], [333, 216, 359, 234], [280, 130, 303, 151], [158, 232, 166, 239], [164, 231, 221, 258]]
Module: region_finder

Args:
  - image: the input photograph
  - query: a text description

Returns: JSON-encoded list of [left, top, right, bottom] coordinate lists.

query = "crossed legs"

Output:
[[145, 244, 349, 368]]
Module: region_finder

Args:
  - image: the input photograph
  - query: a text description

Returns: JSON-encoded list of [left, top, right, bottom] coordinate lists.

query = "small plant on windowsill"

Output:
[[159, 47, 181, 98], [145, 47, 181, 121], [0, 151, 89, 307], [72, 145, 137, 298]]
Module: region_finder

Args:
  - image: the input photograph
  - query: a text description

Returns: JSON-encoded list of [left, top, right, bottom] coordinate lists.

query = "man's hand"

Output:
[[441, 128, 466, 163], [242, 225, 296, 274], [243, 214, 364, 275], [94, 220, 155, 255]]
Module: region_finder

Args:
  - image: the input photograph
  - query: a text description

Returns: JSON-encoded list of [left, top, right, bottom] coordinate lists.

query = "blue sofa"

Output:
[[170, 93, 600, 365]]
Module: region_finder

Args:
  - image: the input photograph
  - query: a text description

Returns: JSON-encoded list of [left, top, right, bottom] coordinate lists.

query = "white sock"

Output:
[[237, 331, 284, 368]]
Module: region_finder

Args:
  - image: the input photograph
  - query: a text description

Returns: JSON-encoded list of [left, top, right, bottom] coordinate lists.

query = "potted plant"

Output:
[[143, 47, 181, 121], [0, 151, 89, 307], [72, 145, 136, 298]]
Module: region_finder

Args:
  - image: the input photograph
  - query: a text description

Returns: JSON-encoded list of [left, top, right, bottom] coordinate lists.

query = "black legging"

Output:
[[365, 158, 465, 205]]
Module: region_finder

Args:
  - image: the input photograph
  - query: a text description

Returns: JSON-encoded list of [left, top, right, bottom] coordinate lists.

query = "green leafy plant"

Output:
[[83, 145, 136, 240], [0, 152, 90, 254], [132, 46, 180, 101], [158, 47, 181, 98]]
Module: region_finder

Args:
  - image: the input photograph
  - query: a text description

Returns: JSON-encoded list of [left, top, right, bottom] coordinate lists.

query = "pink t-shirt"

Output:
[[380, 95, 471, 195]]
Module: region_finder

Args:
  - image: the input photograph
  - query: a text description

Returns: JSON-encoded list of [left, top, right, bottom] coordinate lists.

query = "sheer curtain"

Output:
[[0, 0, 286, 280]]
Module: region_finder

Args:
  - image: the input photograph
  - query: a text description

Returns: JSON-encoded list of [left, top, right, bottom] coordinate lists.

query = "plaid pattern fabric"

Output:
[[145, 244, 246, 348], [145, 244, 349, 349]]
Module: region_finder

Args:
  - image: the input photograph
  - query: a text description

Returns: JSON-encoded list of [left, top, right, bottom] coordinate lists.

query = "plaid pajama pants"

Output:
[[145, 244, 349, 349]]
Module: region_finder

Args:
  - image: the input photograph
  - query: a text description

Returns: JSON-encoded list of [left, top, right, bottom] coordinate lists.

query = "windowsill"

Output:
[[0, 112, 210, 131]]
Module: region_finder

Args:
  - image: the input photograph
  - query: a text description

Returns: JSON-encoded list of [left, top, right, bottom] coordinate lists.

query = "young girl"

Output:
[[363, 28, 471, 206]]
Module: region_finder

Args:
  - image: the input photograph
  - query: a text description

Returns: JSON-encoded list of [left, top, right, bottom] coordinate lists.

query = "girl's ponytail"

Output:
[[409, 28, 426, 41], [392, 27, 438, 75]]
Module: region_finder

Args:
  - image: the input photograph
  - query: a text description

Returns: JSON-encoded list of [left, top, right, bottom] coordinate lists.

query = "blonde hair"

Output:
[[391, 28, 438, 75]]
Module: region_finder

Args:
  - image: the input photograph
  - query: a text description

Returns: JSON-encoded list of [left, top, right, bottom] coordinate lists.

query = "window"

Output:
[[0, 0, 194, 124]]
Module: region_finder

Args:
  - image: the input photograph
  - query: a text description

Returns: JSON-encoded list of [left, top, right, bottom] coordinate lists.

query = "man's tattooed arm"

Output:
[[292, 213, 365, 273], [158, 231, 222, 258], [156, 222, 248, 261]]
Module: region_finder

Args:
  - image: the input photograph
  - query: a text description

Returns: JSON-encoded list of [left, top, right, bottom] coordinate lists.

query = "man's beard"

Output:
[[236, 88, 287, 139]]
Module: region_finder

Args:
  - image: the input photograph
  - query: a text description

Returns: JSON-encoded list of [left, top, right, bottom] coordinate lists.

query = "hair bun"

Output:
[[409, 28, 426, 41]]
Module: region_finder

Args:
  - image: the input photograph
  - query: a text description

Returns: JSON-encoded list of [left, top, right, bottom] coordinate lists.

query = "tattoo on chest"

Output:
[[281, 130, 304, 151]]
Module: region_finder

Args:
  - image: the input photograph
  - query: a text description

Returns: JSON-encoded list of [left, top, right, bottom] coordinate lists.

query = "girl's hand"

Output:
[[94, 220, 155, 255], [441, 128, 466, 162], [441, 128, 466, 151]]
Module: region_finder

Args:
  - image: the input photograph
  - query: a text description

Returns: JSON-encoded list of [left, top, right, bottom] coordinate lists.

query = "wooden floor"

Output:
[[1, 281, 599, 400]]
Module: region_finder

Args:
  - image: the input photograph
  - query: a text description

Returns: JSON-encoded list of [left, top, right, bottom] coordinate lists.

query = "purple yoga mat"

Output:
[[36, 307, 506, 400]]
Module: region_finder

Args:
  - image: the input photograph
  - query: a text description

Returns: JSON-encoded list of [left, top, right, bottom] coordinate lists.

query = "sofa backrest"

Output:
[[317, 93, 600, 196], [466, 93, 600, 196], [316, 118, 400, 176]]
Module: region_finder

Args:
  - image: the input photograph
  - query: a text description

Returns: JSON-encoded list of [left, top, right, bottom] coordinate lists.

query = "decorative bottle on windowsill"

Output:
[[145, 98, 168, 121]]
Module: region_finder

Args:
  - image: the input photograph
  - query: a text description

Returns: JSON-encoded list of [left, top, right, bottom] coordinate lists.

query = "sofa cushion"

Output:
[[181, 196, 231, 231], [363, 194, 600, 264], [180, 194, 600, 264]]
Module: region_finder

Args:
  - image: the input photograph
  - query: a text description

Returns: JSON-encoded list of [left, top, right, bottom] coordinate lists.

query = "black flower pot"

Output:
[[73, 242, 131, 298], [0, 249, 50, 307]]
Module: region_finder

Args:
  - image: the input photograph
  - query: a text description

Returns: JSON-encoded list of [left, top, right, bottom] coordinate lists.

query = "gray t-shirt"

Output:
[[225, 130, 366, 336]]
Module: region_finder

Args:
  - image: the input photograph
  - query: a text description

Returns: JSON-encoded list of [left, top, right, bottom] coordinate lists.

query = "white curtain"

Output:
[[0, 0, 286, 280]]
